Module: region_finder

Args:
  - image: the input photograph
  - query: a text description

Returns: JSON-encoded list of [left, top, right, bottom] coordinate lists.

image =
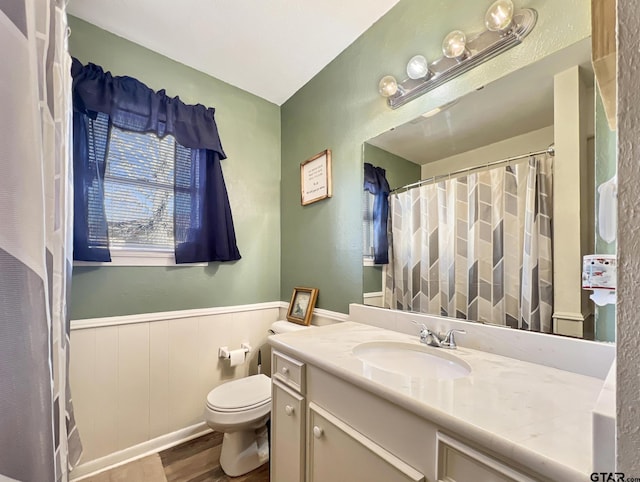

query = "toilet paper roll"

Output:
[[228, 348, 246, 367]]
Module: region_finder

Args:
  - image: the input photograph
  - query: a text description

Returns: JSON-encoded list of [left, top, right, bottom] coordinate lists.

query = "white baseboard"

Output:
[[70, 422, 212, 480]]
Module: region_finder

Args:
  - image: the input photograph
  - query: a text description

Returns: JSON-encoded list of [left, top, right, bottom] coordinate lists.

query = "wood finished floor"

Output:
[[81, 432, 269, 482]]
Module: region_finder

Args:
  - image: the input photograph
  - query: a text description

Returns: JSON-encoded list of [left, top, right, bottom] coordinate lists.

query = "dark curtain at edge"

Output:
[[72, 111, 111, 262], [175, 148, 241, 262], [364, 163, 390, 264], [71, 58, 240, 263]]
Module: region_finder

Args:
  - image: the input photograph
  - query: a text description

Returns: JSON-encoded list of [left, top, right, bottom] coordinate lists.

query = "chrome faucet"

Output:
[[412, 321, 466, 349], [439, 328, 466, 349]]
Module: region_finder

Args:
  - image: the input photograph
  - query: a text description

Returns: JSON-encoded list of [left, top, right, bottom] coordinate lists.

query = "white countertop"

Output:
[[269, 321, 604, 482]]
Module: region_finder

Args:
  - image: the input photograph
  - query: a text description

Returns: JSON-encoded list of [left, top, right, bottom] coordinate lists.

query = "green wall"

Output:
[[69, 17, 281, 319], [68, 0, 593, 318], [280, 0, 592, 313], [362, 143, 420, 294], [594, 91, 617, 342]]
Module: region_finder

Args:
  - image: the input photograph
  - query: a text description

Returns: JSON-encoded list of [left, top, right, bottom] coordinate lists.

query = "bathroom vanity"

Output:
[[268, 321, 607, 482]]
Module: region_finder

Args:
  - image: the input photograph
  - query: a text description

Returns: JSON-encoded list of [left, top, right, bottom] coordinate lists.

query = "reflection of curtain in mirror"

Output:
[[384, 154, 553, 333]]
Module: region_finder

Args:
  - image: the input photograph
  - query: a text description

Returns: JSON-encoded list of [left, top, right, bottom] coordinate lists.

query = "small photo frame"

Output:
[[286, 287, 319, 326], [301, 149, 332, 205]]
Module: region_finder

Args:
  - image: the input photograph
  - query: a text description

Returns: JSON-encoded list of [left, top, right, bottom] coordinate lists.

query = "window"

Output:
[[77, 113, 202, 266], [72, 59, 240, 265]]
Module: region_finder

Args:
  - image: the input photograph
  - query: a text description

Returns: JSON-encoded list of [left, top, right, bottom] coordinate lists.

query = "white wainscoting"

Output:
[[363, 291, 384, 307], [69, 302, 281, 469], [69, 301, 347, 478]]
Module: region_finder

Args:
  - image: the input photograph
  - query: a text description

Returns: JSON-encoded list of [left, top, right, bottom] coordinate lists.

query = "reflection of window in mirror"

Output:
[[362, 190, 375, 266], [362, 147, 421, 269]]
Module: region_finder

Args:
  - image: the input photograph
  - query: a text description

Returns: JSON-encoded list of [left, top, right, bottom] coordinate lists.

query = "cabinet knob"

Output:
[[313, 426, 324, 439], [281, 367, 289, 375], [285, 405, 294, 416]]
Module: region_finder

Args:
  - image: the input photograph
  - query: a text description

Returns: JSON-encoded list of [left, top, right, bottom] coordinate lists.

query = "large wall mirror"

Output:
[[362, 38, 617, 343]]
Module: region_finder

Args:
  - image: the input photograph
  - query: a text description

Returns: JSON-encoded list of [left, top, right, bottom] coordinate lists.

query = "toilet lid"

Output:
[[206, 374, 271, 411]]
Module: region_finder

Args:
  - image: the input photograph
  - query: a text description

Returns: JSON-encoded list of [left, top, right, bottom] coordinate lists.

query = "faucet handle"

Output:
[[411, 320, 431, 344], [411, 320, 428, 331], [411, 321, 442, 346], [441, 329, 466, 349]]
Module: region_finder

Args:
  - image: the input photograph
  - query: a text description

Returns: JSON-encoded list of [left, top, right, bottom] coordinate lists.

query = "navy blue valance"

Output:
[[71, 58, 225, 157], [364, 163, 390, 265], [71, 59, 240, 264]]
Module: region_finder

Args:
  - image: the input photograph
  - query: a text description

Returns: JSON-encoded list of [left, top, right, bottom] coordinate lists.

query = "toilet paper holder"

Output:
[[218, 343, 252, 360]]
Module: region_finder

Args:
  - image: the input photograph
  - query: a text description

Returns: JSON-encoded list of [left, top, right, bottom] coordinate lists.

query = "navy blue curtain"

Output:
[[72, 111, 111, 262], [364, 163, 390, 264], [71, 59, 240, 263], [174, 148, 240, 262]]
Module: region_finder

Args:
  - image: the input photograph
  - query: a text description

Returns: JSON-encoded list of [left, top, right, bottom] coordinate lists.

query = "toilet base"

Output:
[[219, 425, 269, 477]]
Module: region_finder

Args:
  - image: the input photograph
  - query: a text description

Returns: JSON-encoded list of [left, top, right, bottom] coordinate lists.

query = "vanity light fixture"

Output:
[[379, 0, 536, 109], [406, 55, 431, 80], [442, 30, 468, 60], [378, 75, 401, 97], [485, 0, 515, 33]]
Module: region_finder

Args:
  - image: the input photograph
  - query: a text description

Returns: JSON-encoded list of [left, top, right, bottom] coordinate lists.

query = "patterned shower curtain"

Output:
[[0, 1, 82, 481], [384, 154, 553, 333]]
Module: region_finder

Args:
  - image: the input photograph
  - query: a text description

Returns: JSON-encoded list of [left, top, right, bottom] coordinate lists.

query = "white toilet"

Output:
[[203, 320, 311, 477]]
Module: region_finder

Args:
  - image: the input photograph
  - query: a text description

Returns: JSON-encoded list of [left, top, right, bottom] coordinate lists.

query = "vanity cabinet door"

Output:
[[271, 380, 305, 482], [307, 402, 425, 482], [437, 433, 537, 482]]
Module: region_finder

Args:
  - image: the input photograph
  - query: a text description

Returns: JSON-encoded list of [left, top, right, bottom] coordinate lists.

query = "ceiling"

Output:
[[67, 0, 401, 105], [368, 39, 594, 165]]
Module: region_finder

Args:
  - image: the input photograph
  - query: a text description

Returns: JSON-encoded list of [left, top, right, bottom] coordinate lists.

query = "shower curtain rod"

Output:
[[390, 144, 555, 195]]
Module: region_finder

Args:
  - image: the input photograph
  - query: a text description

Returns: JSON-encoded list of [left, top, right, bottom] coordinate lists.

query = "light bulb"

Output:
[[378, 75, 399, 97], [485, 0, 515, 32], [442, 30, 467, 59], [406, 55, 430, 80]]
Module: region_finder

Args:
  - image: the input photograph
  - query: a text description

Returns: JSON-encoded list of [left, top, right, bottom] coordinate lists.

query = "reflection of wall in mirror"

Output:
[[419, 126, 555, 180]]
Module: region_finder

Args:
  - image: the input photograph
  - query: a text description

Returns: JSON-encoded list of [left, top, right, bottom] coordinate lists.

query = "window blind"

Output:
[[101, 120, 176, 251]]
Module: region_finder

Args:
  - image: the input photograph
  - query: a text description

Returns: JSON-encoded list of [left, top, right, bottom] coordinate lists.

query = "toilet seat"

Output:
[[206, 374, 271, 412], [203, 321, 314, 477], [208, 398, 269, 413]]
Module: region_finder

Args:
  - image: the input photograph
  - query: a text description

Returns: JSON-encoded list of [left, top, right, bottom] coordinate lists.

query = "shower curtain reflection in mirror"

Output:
[[384, 154, 553, 333]]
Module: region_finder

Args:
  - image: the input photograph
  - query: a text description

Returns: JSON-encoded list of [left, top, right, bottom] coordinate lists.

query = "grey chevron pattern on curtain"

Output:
[[0, 1, 81, 481], [385, 154, 553, 333]]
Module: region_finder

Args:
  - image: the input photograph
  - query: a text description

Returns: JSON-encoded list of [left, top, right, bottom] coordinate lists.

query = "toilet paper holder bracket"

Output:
[[218, 343, 252, 360]]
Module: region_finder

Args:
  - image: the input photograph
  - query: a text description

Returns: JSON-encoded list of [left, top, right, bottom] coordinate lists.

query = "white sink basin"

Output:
[[353, 341, 471, 380]]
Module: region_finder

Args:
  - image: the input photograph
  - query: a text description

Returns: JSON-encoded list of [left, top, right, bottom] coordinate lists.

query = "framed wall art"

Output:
[[301, 149, 332, 205], [286, 286, 319, 326]]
